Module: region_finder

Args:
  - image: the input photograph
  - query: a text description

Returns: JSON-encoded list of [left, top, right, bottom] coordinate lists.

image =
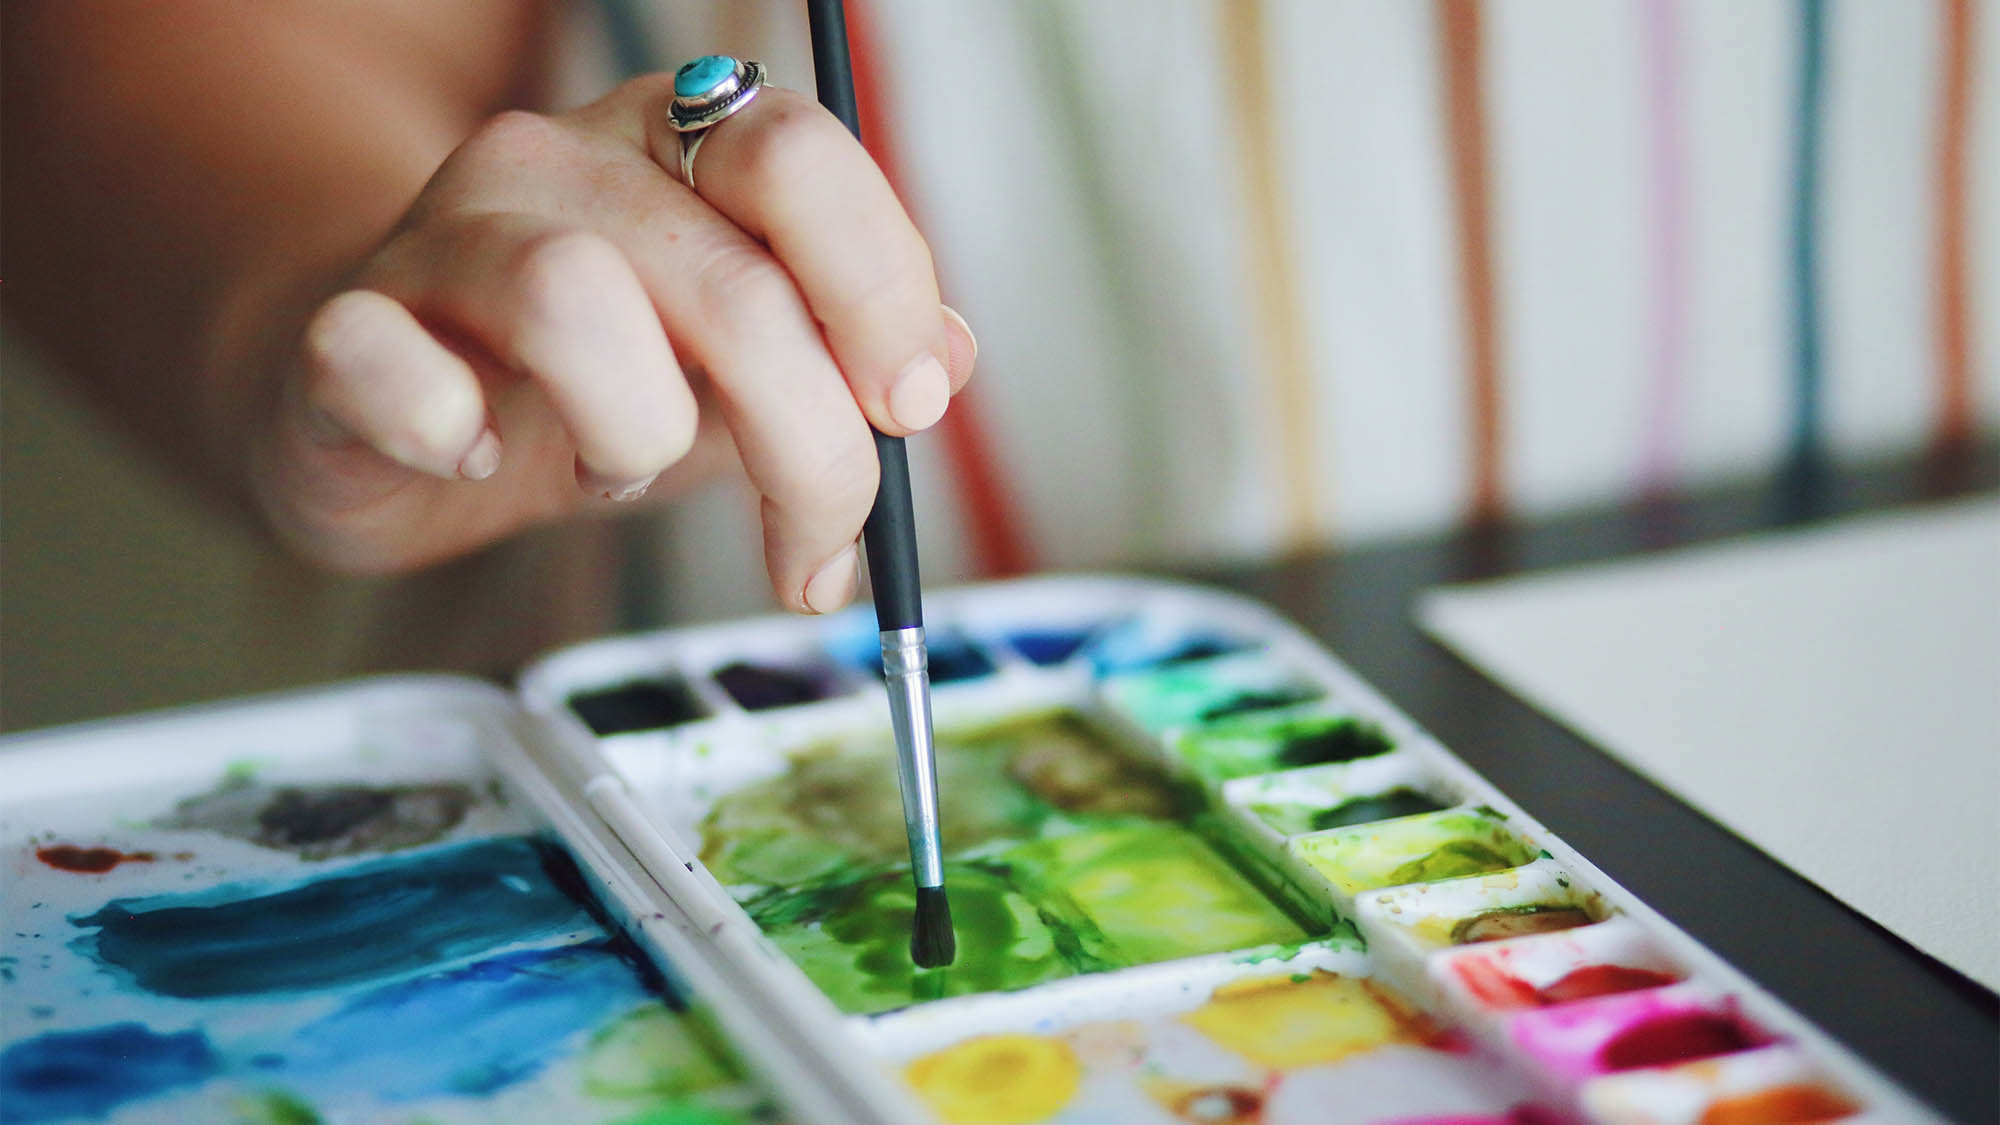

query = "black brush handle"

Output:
[[807, 0, 924, 632]]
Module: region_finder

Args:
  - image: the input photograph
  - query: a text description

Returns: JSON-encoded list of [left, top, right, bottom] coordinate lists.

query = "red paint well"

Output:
[[1455, 957, 1679, 1009], [1538, 964, 1681, 1004], [35, 845, 157, 873], [1597, 1012, 1763, 1071]]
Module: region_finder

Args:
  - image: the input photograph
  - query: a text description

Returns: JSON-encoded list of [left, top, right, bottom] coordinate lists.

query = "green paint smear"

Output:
[[1000, 823, 1309, 968], [1177, 712, 1395, 781], [700, 712, 1190, 885], [1384, 839, 1518, 884], [580, 1005, 746, 1100], [744, 865, 1078, 1015], [230, 1091, 321, 1125]]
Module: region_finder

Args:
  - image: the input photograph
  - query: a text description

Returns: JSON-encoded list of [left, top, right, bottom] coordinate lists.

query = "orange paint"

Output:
[[1698, 1084, 1859, 1124]]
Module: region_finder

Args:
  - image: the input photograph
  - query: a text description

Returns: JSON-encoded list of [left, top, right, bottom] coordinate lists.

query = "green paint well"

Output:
[[1103, 658, 1323, 734], [1177, 711, 1395, 781], [1250, 787, 1446, 836], [1292, 808, 1535, 896]]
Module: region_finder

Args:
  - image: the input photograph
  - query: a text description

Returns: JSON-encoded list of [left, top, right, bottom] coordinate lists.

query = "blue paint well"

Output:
[[73, 837, 596, 999], [0, 1022, 219, 1123], [924, 635, 996, 684], [1086, 619, 1249, 674], [1004, 628, 1095, 666], [265, 940, 660, 1102]]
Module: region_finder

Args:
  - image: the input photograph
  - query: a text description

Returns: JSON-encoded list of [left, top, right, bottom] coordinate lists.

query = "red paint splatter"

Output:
[[1597, 1012, 1764, 1071], [34, 845, 157, 873]]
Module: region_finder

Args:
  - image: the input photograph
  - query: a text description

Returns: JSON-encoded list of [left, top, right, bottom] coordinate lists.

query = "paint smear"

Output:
[[570, 678, 708, 734], [33, 845, 157, 874], [744, 865, 1077, 1015], [72, 836, 598, 999], [263, 940, 664, 1102], [1293, 808, 1533, 897], [903, 1035, 1082, 1124], [0, 1023, 219, 1123], [699, 712, 1186, 887], [1000, 823, 1308, 968], [157, 779, 475, 859], [1179, 971, 1442, 1070]]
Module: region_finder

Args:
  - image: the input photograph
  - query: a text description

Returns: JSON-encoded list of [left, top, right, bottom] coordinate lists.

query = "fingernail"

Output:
[[802, 544, 859, 614], [941, 303, 978, 366], [888, 353, 950, 431], [597, 472, 659, 502], [457, 428, 502, 480]]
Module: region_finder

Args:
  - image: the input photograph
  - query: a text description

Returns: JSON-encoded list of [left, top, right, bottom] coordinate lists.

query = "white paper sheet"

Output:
[[1418, 496, 2000, 991]]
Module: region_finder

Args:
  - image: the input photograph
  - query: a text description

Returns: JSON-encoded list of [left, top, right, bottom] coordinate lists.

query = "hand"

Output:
[[252, 74, 976, 613]]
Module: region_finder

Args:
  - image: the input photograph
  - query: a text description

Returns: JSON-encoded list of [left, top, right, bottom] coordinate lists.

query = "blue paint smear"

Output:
[[825, 618, 997, 684], [73, 837, 597, 999], [265, 940, 659, 1103], [1004, 628, 1096, 666], [0, 1023, 219, 1124], [1086, 619, 1250, 674]]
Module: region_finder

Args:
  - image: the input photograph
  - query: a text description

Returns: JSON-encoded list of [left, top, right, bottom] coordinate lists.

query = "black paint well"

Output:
[[713, 661, 838, 711], [568, 678, 707, 734]]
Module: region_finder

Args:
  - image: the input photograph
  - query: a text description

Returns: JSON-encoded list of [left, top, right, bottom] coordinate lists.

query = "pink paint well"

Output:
[[1507, 985, 1771, 1087]]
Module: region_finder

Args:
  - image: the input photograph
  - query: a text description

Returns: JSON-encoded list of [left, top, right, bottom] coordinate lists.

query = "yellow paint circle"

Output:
[[903, 1034, 1082, 1124]]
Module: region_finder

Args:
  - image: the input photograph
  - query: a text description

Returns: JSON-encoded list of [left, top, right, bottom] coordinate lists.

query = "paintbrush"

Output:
[[805, 0, 955, 970]]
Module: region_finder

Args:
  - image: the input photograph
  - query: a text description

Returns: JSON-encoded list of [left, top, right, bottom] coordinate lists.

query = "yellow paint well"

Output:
[[903, 1034, 1082, 1124]]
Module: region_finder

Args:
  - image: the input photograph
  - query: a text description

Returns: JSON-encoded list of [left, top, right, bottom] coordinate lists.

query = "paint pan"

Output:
[[1430, 916, 1684, 1019], [1503, 984, 1774, 1090], [514, 576, 1941, 1124], [3, 574, 1939, 1125], [1221, 750, 1453, 838], [1577, 1042, 1861, 1124]]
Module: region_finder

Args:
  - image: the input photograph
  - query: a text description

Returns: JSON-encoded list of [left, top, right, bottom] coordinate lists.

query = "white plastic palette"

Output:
[[0, 576, 1944, 1124], [517, 576, 1942, 1124]]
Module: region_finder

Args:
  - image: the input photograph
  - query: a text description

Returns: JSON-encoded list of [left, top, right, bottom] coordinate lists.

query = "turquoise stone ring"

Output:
[[665, 56, 768, 192], [666, 56, 768, 134]]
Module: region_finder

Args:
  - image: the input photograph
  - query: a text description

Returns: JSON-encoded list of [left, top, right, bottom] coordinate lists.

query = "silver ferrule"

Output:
[[880, 626, 945, 889]]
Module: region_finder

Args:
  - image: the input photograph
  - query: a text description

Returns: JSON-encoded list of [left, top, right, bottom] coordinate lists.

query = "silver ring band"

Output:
[[666, 56, 768, 193]]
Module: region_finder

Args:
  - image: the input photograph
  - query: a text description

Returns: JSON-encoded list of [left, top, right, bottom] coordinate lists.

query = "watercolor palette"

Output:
[[515, 576, 1941, 1124], [1, 578, 1942, 1123]]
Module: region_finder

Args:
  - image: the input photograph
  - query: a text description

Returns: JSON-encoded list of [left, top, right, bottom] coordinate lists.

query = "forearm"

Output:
[[1, 0, 545, 514]]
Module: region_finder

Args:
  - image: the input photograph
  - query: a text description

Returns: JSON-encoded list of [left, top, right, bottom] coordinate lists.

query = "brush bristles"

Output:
[[911, 885, 956, 968]]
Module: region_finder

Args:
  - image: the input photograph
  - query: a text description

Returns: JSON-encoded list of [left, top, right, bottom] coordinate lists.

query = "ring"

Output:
[[666, 55, 767, 192]]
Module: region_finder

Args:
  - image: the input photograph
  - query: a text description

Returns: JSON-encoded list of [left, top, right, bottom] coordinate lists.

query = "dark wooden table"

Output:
[[1188, 444, 2000, 1123]]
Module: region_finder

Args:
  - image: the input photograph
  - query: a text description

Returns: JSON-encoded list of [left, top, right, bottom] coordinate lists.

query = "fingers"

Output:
[[298, 289, 494, 481], [370, 215, 698, 500], [645, 87, 971, 434]]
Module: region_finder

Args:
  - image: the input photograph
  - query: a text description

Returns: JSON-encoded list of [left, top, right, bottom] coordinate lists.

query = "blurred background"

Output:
[[3, 0, 1993, 729]]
